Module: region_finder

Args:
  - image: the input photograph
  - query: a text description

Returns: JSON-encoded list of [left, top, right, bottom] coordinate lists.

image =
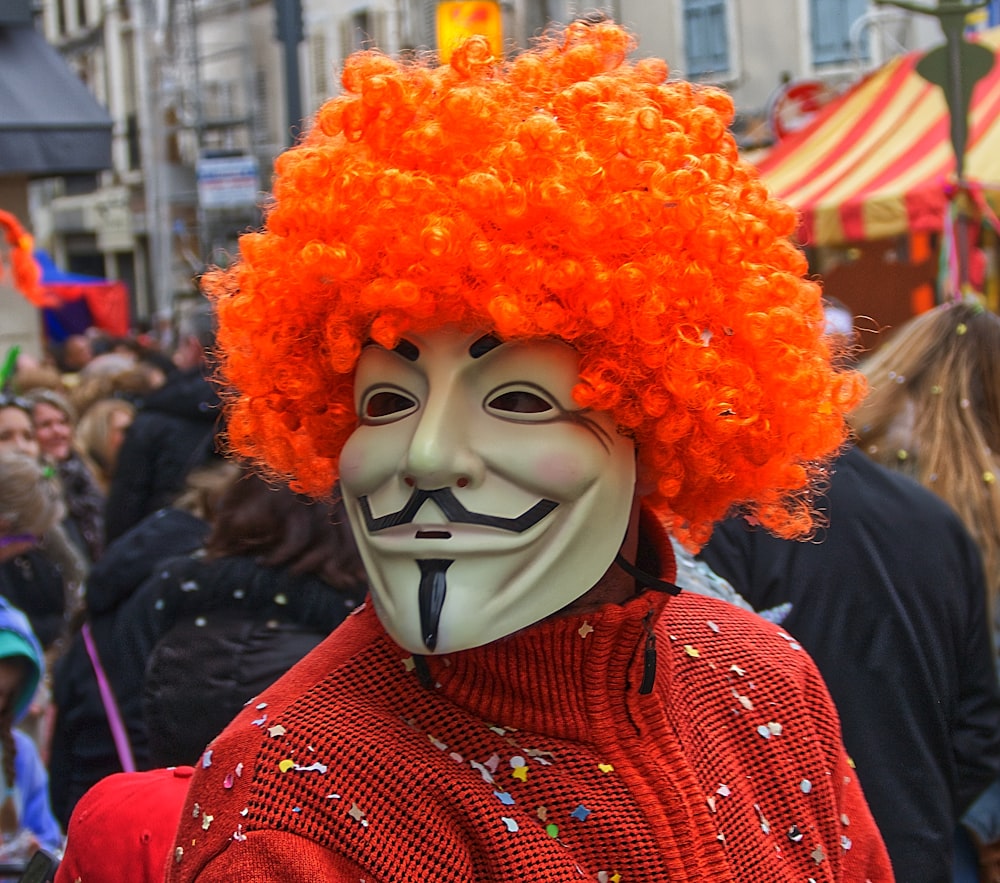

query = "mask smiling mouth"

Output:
[[415, 529, 452, 539], [358, 487, 558, 534]]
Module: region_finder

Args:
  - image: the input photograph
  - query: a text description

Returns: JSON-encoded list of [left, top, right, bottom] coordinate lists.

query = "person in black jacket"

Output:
[[103, 300, 221, 544], [699, 445, 1000, 883], [113, 473, 368, 768], [48, 461, 239, 828]]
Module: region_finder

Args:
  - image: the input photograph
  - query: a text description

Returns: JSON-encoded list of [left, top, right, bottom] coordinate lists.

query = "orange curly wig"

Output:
[[206, 21, 864, 546]]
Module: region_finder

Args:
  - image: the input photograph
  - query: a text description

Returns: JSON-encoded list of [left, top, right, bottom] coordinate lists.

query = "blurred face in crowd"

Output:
[[339, 328, 636, 655], [0, 406, 39, 460], [107, 406, 133, 466], [32, 402, 73, 462], [63, 335, 93, 372]]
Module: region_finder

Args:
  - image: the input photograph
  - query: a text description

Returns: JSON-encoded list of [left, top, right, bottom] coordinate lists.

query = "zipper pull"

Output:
[[639, 611, 657, 695]]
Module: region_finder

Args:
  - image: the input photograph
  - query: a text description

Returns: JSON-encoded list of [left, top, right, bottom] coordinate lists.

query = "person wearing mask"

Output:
[[158, 22, 891, 882]]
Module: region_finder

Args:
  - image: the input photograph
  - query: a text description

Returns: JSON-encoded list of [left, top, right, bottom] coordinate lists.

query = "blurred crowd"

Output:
[[0, 304, 369, 875]]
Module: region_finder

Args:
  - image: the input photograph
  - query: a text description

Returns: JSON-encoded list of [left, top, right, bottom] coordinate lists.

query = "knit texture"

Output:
[[168, 580, 892, 881]]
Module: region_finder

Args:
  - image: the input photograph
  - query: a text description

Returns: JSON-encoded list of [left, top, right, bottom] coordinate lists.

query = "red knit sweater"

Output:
[[167, 565, 892, 881]]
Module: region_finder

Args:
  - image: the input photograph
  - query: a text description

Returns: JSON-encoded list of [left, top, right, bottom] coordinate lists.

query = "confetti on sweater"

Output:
[[291, 762, 328, 774], [268, 724, 286, 738], [348, 803, 369, 827], [684, 644, 700, 658], [501, 817, 519, 832], [578, 622, 594, 638], [570, 805, 591, 822]]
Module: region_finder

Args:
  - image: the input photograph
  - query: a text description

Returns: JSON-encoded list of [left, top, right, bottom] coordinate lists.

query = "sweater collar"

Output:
[[393, 505, 679, 741]]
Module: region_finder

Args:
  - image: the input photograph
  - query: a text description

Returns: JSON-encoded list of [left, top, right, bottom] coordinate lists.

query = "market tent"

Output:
[[755, 27, 1000, 246], [35, 250, 130, 340]]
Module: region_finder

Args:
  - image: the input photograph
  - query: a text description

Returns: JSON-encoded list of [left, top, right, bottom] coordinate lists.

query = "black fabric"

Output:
[[114, 553, 367, 768], [48, 507, 210, 828], [56, 451, 105, 563], [144, 617, 325, 766], [699, 446, 1000, 883], [0, 548, 66, 650], [103, 367, 221, 543]]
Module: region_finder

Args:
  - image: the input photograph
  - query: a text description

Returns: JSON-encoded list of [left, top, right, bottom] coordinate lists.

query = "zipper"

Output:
[[639, 609, 657, 694]]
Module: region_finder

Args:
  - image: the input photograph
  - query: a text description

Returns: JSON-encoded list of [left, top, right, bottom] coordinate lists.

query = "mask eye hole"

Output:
[[485, 385, 557, 420], [361, 388, 417, 423]]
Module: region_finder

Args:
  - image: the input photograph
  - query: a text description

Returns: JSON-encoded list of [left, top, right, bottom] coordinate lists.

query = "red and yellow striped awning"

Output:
[[755, 27, 1000, 246]]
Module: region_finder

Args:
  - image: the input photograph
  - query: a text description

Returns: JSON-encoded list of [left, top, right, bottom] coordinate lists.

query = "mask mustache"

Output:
[[357, 487, 558, 534]]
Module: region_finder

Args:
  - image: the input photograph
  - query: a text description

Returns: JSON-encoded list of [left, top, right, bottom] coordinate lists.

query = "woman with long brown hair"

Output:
[[851, 298, 1000, 619]]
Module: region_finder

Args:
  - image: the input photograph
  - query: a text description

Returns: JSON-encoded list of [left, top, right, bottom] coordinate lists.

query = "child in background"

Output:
[[0, 596, 62, 864]]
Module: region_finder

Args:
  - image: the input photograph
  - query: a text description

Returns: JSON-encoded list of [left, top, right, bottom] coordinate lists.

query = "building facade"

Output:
[[26, 0, 962, 323]]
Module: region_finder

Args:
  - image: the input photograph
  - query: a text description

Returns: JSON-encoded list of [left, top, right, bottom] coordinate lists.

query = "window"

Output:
[[811, 0, 870, 65], [683, 0, 730, 78]]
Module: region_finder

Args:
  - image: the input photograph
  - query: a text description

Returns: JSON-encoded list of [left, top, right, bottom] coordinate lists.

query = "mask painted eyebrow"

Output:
[[469, 334, 503, 359]]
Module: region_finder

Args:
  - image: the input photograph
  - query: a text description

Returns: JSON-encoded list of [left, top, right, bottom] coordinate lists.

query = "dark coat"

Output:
[[104, 367, 221, 543], [0, 547, 66, 651], [114, 553, 367, 768], [48, 508, 210, 828], [699, 446, 1000, 883], [57, 450, 106, 563]]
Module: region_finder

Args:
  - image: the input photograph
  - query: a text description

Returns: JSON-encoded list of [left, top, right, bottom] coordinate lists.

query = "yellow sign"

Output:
[[436, 1, 502, 63]]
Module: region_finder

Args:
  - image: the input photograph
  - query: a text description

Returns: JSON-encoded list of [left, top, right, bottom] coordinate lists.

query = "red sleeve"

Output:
[[172, 829, 378, 883]]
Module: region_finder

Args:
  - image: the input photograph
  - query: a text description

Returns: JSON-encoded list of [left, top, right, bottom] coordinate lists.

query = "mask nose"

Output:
[[402, 390, 484, 490]]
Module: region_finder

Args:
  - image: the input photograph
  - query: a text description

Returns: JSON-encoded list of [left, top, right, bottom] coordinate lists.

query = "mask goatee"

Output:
[[417, 559, 452, 652]]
